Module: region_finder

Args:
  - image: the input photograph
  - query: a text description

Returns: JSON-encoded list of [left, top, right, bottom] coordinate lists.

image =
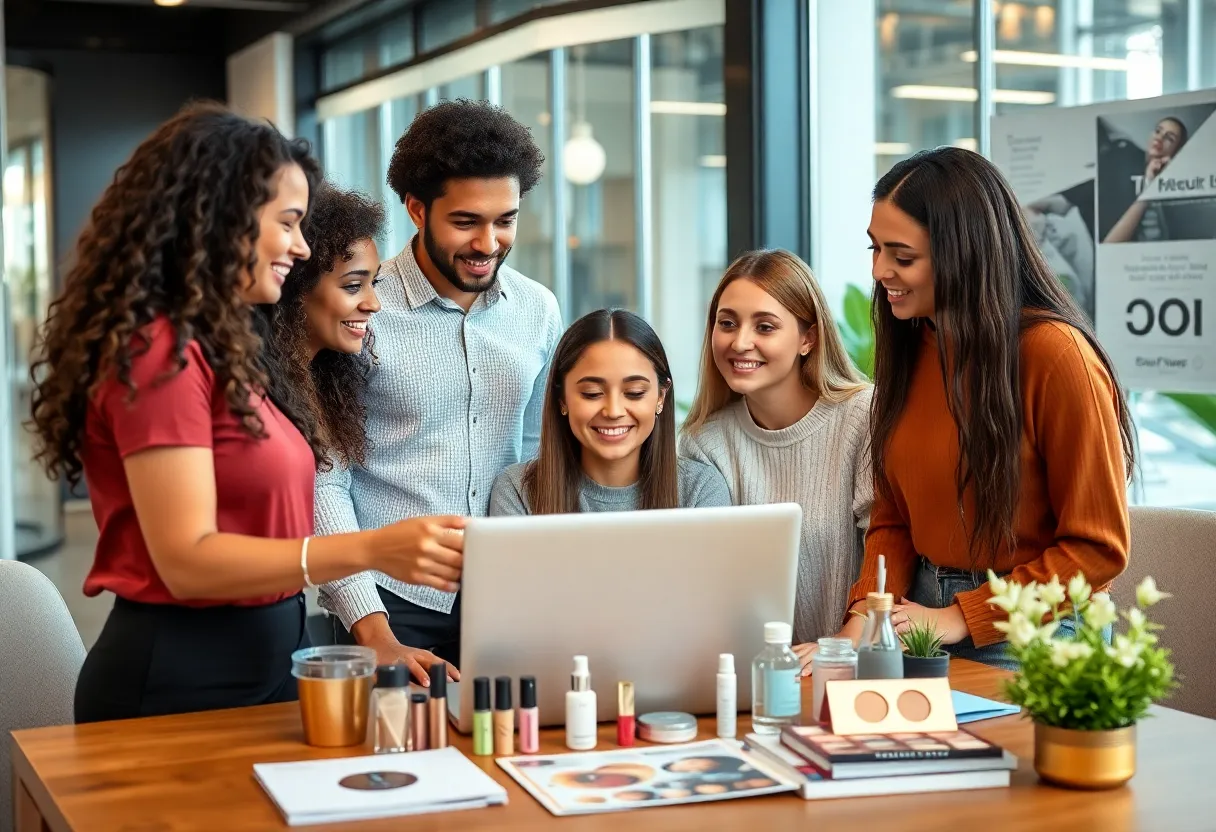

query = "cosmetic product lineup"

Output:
[[370, 619, 838, 760], [370, 662, 451, 754]]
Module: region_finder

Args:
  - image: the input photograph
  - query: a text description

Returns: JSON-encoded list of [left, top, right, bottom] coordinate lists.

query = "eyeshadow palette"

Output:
[[821, 677, 958, 735], [785, 724, 1003, 764]]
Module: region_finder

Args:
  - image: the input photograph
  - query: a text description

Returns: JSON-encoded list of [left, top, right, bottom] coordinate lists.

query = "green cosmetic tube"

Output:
[[472, 677, 493, 755]]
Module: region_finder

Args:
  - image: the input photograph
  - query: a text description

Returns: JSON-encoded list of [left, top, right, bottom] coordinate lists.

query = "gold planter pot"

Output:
[[1034, 722, 1136, 790]]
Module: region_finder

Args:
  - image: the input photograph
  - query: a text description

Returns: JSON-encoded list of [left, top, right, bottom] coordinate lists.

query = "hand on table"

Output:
[[365, 633, 460, 685], [350, 612, 460, 685], [890, 599, 969, 645]]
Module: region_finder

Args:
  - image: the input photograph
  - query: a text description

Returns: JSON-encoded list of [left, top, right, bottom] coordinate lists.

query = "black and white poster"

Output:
[[993, 89, 1216, 394]]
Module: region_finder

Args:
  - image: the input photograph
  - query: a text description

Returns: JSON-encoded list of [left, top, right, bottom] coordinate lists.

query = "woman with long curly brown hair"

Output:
[[28, 102, 465, 723], [835, 147, 1133, 670], [260, 182, 384, 472]]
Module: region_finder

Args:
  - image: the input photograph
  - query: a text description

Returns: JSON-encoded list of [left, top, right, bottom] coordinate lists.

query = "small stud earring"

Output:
[[560, 406, 568, 415], [656, 406, 663, 414]]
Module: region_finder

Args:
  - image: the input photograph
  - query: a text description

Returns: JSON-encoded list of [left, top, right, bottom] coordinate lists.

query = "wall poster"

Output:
[[992, 89, 1216, 393]]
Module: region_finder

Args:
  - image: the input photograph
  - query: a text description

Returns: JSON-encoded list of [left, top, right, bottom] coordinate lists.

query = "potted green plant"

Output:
[[899, 618, 949, 677], [987, 570, 1177, 790]]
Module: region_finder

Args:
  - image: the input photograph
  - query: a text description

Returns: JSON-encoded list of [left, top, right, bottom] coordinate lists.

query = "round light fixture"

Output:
[[154, 0, 188, 7], [563, 122, 606, 186]]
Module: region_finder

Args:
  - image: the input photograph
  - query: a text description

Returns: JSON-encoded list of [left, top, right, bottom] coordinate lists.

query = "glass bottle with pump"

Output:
[[856, 592, 904, 679]]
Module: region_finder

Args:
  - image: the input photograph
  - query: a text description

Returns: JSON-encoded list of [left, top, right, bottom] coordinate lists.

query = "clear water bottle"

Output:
[[856, 592, 904, 679], [751, 621, 801, 734]]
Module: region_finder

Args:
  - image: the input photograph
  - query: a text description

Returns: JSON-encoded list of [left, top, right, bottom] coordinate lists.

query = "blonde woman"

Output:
[[680, 249, 872, 669]]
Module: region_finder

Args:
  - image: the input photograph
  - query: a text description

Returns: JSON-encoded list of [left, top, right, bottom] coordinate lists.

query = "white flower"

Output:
[[1136, 576, 1172, 608], [1068, 573, 1092, 605], [1106, 635, 1143, 668], [1125, 607, 1147, 633], [1039, 575, 1066, 608], [1084, 595, 1117, 631], [1037, 619, 1061, 641], [993, 611, 1038, 648], [1018, 593, 1051, 624], [987, 570, 1008, 596], [1050, 640, 1093, 667]]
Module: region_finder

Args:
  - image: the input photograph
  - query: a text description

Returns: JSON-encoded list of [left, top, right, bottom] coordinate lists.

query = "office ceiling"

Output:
[[4, 0, 345, 55]]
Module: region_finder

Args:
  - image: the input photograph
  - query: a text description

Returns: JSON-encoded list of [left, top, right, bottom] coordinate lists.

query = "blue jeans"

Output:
[[907, 558, 1103, 672]]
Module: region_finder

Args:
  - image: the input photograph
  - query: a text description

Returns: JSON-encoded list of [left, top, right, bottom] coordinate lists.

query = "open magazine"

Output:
[[496, 738, 796, 816]]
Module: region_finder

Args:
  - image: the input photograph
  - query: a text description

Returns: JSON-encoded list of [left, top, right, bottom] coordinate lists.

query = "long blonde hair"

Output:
[[682, 249, 869, 435]]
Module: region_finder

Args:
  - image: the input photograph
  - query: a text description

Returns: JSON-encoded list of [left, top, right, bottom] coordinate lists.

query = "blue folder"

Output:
[[951, 690, 1021, 724]]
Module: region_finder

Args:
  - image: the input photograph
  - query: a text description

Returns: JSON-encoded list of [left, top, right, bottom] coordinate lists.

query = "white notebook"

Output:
[[253, 747, 508, 826]]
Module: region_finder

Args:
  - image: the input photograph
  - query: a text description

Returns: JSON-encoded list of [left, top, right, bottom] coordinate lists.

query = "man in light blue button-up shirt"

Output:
[[315, 101, 562, 682]]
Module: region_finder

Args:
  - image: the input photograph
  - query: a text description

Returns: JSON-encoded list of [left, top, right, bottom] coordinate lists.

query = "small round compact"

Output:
[[637, 711, 698, 743]]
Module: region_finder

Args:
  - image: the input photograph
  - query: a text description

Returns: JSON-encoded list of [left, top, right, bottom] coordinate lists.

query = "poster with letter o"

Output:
[[992, 89, 1216, 394]]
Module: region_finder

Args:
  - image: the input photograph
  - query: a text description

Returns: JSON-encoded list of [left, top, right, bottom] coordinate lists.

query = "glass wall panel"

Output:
[[381, 96, 419, 259], [875, 0, 976, 177], [437, 73, 486, 102], [564, 40, 637, 321], [490, 0, 574, 23], [5, 65, 62, 556], [378, 13, 415, 67], [499, 53, 555, 290], [987, 0, 1216, 511], [649, 27, 727, 416], [420, 0, 477, 52], [323, 109, 383, 199]]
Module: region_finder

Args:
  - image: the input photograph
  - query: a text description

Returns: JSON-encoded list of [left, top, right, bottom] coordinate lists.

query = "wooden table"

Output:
[[12, 659, 1216, 831]]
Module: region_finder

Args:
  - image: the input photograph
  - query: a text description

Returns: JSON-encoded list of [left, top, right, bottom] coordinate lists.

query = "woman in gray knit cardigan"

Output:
[[680, 249, 873, 670]]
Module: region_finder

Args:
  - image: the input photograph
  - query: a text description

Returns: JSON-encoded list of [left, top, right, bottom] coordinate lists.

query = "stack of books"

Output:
[[742, 724, 1017, 801]]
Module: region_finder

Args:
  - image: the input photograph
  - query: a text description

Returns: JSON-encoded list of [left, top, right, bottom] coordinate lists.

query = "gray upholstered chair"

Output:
[[0, 560, 86, 832], [1109, 506, 1216, 720]]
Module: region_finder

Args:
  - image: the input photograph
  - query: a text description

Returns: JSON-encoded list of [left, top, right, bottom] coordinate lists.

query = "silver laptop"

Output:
[[447, 503, 802, 732]]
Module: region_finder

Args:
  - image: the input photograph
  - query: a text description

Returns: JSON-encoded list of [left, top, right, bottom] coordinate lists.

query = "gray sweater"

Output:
[[679, 391, 874, 646], [488, 457, 732, 516]]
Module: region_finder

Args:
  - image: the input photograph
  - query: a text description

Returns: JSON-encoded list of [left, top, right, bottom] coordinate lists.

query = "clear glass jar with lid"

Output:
[[810, 637, 857, 724]]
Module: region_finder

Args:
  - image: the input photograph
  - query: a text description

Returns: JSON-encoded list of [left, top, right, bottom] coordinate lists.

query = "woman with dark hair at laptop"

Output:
[[488, 308, 730, 516]]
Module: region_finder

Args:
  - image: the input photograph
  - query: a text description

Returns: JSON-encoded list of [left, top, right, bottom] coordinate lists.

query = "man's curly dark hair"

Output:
[[386, 98, 545, 206], [28, 100, 323, 485], [262, 183, 386, 470]]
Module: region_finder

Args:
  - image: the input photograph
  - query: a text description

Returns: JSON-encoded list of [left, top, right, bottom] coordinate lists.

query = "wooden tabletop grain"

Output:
[[11, 659, 1216, 831]]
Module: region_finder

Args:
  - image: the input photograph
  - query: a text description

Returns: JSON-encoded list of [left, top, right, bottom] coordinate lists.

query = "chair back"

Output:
[[0, 560, 86, 832], [1112, 506, 1216, 719]]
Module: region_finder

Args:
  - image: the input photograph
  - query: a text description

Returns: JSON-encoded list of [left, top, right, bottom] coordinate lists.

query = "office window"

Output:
[[650, 27, 727, 415], [875, 0, 976, 177], [420, 0, 477, 52], [438, 73, 485, 101], [323, 109, 383, 200], [378, 13, 415, 68], [564, 40, 637, 321], [500, 53, 555, 289], [381, 96, 419, 258], [490, 0, 573, 23]]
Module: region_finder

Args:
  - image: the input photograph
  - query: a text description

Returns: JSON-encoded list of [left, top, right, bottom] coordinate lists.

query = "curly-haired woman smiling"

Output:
[[29, 102, 466, 723], [261, 182, 386, 471]]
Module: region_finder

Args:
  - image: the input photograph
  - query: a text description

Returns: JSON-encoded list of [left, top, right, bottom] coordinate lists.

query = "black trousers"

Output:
[[75, 593, 309, 724], [330, 587, 461, 669]]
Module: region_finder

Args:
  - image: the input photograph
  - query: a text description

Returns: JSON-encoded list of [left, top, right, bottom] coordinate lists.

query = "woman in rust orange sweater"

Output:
[[837, 147, 1134, 670]]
